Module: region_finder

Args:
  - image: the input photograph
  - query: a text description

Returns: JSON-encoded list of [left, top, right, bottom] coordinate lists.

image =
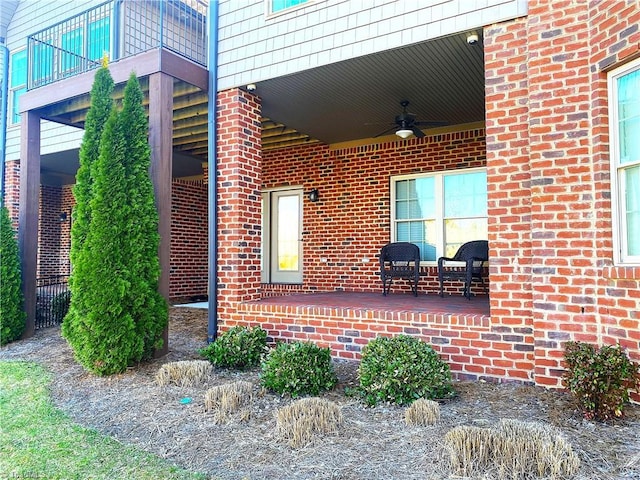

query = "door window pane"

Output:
[[277, 195, 299, 271]]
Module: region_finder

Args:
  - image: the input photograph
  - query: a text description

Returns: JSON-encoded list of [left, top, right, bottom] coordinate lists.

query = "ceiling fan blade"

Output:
[[373, 126, 397, 138], [412, 126, 426, 138]]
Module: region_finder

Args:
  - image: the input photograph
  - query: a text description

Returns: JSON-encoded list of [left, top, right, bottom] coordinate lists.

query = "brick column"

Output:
[[484, 18, 535, 382], [216, 88, 262, 318]]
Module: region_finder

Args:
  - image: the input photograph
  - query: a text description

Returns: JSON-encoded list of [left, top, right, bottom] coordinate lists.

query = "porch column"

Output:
[[18, 110, 41, 338], [216, 88, 262, 316], [148, 72, 172, 355]]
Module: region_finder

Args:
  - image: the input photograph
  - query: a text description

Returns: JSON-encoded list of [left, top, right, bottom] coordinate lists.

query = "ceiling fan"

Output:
[[373, 100, 447, 139]]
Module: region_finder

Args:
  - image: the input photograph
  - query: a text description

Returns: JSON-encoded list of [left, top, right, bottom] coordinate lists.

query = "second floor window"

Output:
[[391, 168, 488, 263], [10, 50, 27, 124], [269, 0, 308, 14]]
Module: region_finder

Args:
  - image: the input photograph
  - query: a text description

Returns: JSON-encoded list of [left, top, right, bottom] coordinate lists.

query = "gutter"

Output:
[[0, 44, 9, 205], [207, 0, 219, 342]]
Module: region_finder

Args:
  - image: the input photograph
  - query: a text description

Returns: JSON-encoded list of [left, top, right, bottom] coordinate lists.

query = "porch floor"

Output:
[[176, 292, 490, 316], [249, 291, 490, 316]]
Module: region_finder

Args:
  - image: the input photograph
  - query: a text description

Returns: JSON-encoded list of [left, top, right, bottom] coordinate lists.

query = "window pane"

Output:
[[272, 0, 307, 12], [89, 17, 110, 61], [618, 69, 640, 165], [10, 50, 27, 87], [444, 218, 488, 258], [12, 87, 26, 123], [396, 220, 436, 261], [625, 165, 640, 256], [444, 171, 487, 218], [395, 177, 434, 219]]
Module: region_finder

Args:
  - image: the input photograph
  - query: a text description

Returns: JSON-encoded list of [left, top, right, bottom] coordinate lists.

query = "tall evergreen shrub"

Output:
[[64, 65, 114, 341], [0, 206, 25, 345], [118, 73, 167, 359], [62, 70, 167, 375]]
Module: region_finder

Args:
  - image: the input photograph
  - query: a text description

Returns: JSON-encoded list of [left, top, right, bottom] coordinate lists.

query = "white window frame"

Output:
[[9, 49, 27, 125], [265, 0, 314, 18], [390, 167, 488, 265], [608, 56, 640, 265]]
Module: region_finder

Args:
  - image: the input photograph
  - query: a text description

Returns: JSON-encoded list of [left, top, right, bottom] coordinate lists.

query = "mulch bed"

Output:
[[1, 307, 639, 479]]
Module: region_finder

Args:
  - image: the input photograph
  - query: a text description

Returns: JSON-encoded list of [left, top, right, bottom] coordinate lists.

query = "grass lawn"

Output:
[[0, 361, 207, 480]]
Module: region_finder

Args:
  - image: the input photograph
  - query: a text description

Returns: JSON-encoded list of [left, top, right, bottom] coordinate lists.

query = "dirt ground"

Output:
[[1, 307, 639, 480]]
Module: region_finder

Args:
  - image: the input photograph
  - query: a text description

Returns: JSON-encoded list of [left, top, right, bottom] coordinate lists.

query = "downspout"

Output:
[[207, 0, 219, 342], [0, 44, 9, 206]]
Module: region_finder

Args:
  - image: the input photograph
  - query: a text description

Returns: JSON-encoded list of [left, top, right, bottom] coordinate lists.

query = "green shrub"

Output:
[[357, 335, 455, 406], [199, 326, 267, 369], [0, 206, 25, 345], [563, 341, 640, 421], [51, 291, 71, 322], [261, 341, 338, 397]]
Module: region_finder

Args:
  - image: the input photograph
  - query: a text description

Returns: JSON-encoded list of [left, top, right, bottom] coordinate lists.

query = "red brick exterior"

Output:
[[215, 88, 263, 314], [3, 160, 21, 224], [170, 179, 208, 301], [485, 1, 640, 389], [30, 176, 208, 300]]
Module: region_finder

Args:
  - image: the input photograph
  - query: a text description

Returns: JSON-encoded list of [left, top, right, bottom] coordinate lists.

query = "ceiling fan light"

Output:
[[396, 128, 413, 139]]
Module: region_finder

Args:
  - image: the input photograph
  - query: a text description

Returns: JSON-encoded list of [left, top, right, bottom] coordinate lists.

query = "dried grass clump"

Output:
[[155, 360, 212, 387], [204, 381, 254, 424], [405, 398, 440, 426], [276, 397, 343, 448], [444, 419, 580, 479]]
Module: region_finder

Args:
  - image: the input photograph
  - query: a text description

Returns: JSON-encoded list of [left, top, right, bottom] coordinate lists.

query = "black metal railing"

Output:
[[27, 0, 208, 90], [36, 275, 70, 329]]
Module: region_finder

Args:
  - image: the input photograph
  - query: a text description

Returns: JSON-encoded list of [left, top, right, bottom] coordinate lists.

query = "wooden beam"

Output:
[[18, 111, 41, 339], [148, 72, 173, 356]]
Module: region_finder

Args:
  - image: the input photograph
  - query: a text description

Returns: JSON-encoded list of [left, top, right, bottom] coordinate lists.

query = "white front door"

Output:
[[261, 189, 303, 283]]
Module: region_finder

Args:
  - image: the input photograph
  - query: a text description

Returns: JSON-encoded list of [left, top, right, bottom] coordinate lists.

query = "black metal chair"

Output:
[[438, 240, 488, 300], [379, 242, 421, 297]]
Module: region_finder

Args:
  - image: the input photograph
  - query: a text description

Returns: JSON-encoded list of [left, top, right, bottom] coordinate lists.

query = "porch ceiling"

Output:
[[37, 31, 485, 184], [257, 31, 486, 149]]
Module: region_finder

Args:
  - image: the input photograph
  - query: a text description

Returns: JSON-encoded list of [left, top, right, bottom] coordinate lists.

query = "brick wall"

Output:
[[170, 179, 208, 301], [216, 88, 263, 315], [484, 1, 640, 389], [38, 185, 63, 278], [32, 178, 207, 300], [261, 130, 487, 295], [3, 160, 21, 225]]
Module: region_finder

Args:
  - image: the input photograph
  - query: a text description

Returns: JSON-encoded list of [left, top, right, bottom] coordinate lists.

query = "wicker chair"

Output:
[[438, 240, 488, 300], [379, 242, 421, 297]]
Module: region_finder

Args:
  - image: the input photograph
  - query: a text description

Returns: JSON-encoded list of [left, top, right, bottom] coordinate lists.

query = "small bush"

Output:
[[50, 291, 71, 322], [563, 341, 640, 421], [199, 325, 267, 369], [261, 341, 338, 397], [357, 335, 454, 406], [276, 397, 343, 448]]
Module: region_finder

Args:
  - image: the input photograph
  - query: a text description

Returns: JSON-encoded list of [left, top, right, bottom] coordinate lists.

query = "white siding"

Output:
[[217, 0, 527, 90], [5, 0, 105, 162]]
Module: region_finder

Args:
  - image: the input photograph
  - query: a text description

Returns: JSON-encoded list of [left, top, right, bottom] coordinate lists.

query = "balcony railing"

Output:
[[27, 0, 208, 90]]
